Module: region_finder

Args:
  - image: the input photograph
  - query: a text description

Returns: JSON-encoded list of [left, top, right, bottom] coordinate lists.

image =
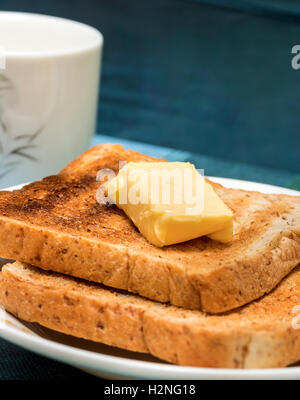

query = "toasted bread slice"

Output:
[[0, 144, 298, 313], [1, 261, 300, 368]]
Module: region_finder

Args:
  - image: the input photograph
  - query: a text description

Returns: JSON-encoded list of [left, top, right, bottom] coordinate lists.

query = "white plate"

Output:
[[0, 178, 299, 380]]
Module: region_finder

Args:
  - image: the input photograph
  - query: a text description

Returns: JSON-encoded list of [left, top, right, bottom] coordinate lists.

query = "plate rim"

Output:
[[2, 316, 300, 380]]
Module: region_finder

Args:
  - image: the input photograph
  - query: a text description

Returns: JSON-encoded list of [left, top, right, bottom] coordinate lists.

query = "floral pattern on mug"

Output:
[[0, 73, 43, 180]]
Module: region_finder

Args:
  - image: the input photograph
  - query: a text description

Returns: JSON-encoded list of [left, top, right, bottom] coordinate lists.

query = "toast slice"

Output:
[[1, 261, 300, 368], [0, 144, 298, 313]]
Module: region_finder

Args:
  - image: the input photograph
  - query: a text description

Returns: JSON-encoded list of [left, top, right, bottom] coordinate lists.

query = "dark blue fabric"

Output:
[[195, 0, 300, 18], [1, 0, 299, 174], [0, 338, 98, 380]]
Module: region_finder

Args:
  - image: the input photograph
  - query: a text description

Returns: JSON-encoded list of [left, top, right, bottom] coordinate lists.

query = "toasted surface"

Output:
[[1, 261, 300, 368], [0, 144, 299, 313]]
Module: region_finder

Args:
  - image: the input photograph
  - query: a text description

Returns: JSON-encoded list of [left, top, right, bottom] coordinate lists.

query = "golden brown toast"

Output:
[[2, 261, 300, 368], [0, 143, 298, 313]]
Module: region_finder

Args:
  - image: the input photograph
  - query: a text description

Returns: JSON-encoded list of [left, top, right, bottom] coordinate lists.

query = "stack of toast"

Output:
[[0, 143, 300, 368]]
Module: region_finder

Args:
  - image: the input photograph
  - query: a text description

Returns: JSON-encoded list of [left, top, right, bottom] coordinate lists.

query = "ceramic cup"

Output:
[[0, 12, 103, 188]]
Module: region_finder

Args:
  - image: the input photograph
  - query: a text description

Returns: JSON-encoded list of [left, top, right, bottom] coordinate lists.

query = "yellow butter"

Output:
[[207, 219, 233, 243], [106, 162, 232, 247]]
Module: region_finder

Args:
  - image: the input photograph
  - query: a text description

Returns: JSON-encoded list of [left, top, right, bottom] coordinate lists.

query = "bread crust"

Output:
[[0, 144, 299, 313], [2, 262, 300, 368]]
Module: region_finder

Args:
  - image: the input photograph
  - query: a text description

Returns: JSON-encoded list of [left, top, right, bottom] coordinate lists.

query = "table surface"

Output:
[[0, 134, 299, 381]]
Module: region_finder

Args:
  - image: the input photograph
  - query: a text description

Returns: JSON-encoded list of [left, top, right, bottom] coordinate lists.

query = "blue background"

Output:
[[1, 0, 300, 174]]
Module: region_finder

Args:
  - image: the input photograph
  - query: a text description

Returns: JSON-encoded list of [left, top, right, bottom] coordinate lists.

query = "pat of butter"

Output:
[[207, 219, 233, 243], [106, 162, 233, 246]]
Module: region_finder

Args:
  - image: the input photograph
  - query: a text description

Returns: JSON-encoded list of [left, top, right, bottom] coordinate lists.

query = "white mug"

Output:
[[0, 12, 103, 188]]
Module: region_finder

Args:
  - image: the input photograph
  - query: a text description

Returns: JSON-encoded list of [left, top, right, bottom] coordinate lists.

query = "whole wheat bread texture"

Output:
[[0, 144, 298, 313], [1, 261, 300, 368]]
